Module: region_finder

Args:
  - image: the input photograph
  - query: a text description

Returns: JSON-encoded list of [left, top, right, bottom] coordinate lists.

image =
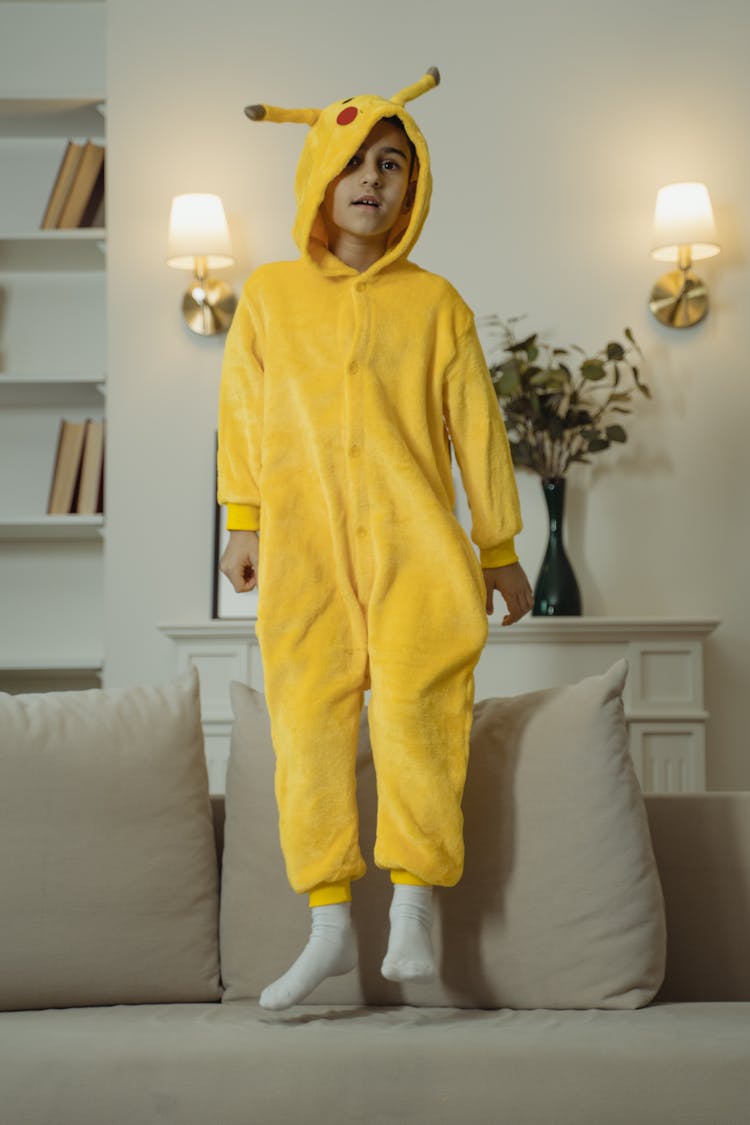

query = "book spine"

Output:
[[47, 419, 88, 515]]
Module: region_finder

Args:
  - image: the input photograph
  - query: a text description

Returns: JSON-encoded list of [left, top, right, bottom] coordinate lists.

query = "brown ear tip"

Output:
[[427, 66, 441, 87], [244, 104, 266, 121]]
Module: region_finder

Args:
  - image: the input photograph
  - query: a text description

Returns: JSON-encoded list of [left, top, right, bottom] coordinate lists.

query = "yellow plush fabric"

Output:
[[218, 71, 523, 894], [225, 502, 259, 532], [308, 881, 352, 908]]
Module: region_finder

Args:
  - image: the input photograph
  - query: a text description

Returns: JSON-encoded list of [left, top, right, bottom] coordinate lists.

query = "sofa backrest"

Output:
[[210, 792, 750, 1003], [644, 792, 750, 1002]]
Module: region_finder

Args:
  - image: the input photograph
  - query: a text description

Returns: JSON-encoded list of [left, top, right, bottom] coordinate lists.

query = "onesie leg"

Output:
[[366, 659, 476, 886], [260, 893, 357, 1011], [258, 615, 369, 893], [365, 548, 488, 887], [381, 880, 436, 983]]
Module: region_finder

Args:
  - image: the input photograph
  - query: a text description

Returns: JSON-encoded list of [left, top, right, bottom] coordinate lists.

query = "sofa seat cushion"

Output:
[[221, 661, 666, 1008], [1, 1002, 749, 1125], [0, 669, 221, 1011]]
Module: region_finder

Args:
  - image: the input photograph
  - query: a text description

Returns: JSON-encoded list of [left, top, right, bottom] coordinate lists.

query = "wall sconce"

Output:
[[649, 182, 720, 328], [166, 193, 237, 336]]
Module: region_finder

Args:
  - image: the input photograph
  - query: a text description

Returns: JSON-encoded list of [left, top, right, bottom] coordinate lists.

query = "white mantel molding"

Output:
[[487, 616, 720, 643], [160, 617, 720, 795], [161, 616, 720, 644]]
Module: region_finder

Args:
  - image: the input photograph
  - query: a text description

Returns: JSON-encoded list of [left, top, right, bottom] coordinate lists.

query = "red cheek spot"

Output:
[[337, 106, 358, 125]]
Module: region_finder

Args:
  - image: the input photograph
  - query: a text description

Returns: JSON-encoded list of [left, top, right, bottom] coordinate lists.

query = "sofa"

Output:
[[1, 662, 749, 1125]]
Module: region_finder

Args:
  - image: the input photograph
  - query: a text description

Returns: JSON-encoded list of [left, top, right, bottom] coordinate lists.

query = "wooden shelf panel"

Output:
[[0, 659, 103, 673], [0, 233, 106, 271], [0, 98, 105, 138], [0, 374, 106, 405], [0, 516, 104, 541], [0, 372, 104, 382], [0, 228, 106, 241]]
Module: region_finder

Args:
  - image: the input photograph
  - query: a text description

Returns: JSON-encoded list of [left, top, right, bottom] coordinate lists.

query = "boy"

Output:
[[218, 68, 533, 1011]]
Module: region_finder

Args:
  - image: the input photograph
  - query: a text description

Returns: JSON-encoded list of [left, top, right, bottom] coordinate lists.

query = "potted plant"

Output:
[[485, 316, 650, 616]]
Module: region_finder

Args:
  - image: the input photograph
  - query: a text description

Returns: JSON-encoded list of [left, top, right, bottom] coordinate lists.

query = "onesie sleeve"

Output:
[[443, 313, 523, 568], [217, 284, 264, 532]]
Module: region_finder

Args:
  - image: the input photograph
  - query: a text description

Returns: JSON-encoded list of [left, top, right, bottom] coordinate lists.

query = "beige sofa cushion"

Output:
[[0, 668, 221, 1011], [221, 660, 666, 1008], [3, 1002, 750, 1125]]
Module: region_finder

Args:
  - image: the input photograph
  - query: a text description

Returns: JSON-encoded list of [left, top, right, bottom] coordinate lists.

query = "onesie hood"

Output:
[[245, 68, 439, 277]]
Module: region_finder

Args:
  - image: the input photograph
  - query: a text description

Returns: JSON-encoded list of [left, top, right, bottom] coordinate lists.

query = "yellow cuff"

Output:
[[225, 503, 260, 532], [391, 870, 431, 888], [308, 881, 352, 907], [480, 539, 518, 569]]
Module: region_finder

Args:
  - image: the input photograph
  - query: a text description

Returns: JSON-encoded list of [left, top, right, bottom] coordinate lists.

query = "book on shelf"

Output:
[[40, 140, 106, 231], [40, 141, 85, 230], [76, 419, 105, 515], [47, 418, 105, 516], [58, 141, 105, 229], [47, 419, 87, 514]]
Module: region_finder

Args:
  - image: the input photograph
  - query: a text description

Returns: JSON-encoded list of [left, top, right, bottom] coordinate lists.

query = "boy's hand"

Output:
[[483, 562, 534, 625], [220, 530, 259, 593]]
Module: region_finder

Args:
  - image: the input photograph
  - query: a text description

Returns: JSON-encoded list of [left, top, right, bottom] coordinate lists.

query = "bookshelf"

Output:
[[0, 96, 106, 690]]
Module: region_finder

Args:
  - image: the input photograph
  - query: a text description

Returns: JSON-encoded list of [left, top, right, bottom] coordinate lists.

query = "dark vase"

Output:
[[533, 476, 582, 616]]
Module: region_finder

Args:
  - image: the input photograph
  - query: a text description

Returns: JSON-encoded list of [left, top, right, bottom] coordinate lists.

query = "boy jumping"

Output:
[[218, 67, 533, 1011]]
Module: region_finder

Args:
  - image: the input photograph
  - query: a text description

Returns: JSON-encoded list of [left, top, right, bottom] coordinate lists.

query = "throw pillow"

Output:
[[220, 660, 666, 1008], [0, 667, 221, 1011]]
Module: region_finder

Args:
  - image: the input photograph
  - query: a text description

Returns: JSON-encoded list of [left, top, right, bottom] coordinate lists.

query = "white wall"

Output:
[[15, 0, 750, 785]]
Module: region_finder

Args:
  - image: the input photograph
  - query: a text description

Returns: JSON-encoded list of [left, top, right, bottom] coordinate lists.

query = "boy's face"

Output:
[[322, 119, 415, 249]]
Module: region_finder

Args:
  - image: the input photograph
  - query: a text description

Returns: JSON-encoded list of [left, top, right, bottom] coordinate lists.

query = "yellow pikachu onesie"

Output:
[[218, 69, 523, 897]]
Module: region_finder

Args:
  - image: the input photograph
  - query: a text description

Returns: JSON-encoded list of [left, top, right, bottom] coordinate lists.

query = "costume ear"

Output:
[[245, 104, 321, 126], [390, 67, 440, 107]]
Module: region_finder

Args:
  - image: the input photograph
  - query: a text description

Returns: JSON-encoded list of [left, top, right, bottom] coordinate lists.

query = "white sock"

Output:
[[381, 884, 436, 983], [259, 903, 357, 1011]]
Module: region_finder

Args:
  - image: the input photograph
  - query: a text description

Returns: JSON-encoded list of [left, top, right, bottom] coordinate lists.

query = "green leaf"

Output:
[[581, 360, 607, 381], [505, 333, 537, 356], [631, 365, 651, 395], [586, 436, 610, 452], [606, 342, 625, 361], [606, 424, 627, 442], [564, 408, 593, 427], [529, 368, 569, 390], [624, 326, 641, 354], [511, 441, 535, 468], [496, 368, 521, 396]]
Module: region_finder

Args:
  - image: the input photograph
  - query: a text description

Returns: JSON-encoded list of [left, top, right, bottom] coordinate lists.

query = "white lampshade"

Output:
[[166, 193, 234, 270], [651, 182, 720, 262]]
